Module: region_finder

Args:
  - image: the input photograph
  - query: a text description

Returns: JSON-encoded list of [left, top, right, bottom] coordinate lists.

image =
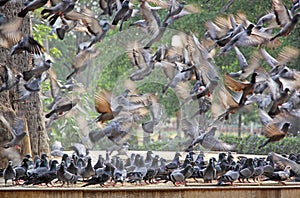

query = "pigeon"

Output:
[[50, 141, 64, 157], [66, 46, 100, 80], [163, 0, 185, 24], [239, 158, 254, 183], [270, 0, 300, 40], [3, 161, 16, 186], [45, 96, 80, 118], [86, 18, 110, 48], [81, 172, 110, 187], [90, 89, 123, 124], [69, 142, 89, 158], [111, 0, 134, 26], [165, 152, 181, 171], [0, 113, 27, 149], [112, 159, 127, 186], [187, 126, 235, 151], [0, 65, 21, 93], [66, 159, 78, 176], [93, 154, 104, 170], [22, 59, 52, 81], [24, 160, 59, 186], [270, 152, 300, 177], [218, 24, 255, 55], [264, 165, 291, 184], [11, 35, 45, 56], [142, 95, 163, 133], [24, 72, 47, 92], [13, 158, 30, 184], [259, 122, 291, 149], [250, 158, 264, 182], [128, 156, 147, 185], [143, 155, 159, 184], [88, 121, 127, 143], [18, 0, 48, 17], [224, 72, 258, 105], [203, 157, 217, 183], [169, 164, 193, 186], [79, 158, 95, 180], [217, 164, 240, 185], [57, 161, 78, 187], [41, 0, 74, 21], [145, 150, 154, 166]]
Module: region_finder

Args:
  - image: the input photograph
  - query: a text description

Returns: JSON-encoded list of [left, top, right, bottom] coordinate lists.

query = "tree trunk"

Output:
[[0, 1, 50, 167], [238, 114, 242, 137]]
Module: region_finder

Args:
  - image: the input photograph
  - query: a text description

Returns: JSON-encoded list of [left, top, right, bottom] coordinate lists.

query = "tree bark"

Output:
[[0, 1, 50, 167]]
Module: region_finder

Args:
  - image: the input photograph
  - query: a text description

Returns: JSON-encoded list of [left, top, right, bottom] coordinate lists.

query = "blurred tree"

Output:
[[0, 1, 50, 165]]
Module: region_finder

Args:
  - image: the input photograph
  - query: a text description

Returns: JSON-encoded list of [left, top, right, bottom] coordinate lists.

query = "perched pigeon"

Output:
[[203, 157, 217, 183], [79, 158, 95, 180], [57, 161, 78, 187], [169, 164, 193, 186], [3, 161, 16, 186], [217, 164, 240, 185]]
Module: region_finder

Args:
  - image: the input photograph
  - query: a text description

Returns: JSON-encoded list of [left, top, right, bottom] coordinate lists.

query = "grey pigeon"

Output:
[[239, 158, 254, 183], [264, 166, 291, 184], [187, 126, 235, 151], [93, 154, 104, 170], [3, 161, 16, 186], [45, 96, 80, 118], [169, 164, 193, 186], [203, 157, 217, 183], [142, 95, 162, 133], [89, 121, 128, 143], [270, 0, 300, 41], [24, 72, 47, 92], [217, 164, 240, 185], [69, 142, 88, 158], [270, 152, 300, 178], [18, 0, 48, 17], [79, 158, 95, 180], [14, 77, 33, 102], [0, 65, 21, 93], [251, 158, 265, 182], [143, 155, 159, 184], [23, 59, 51, 81], [57, 161, 78, 187], [128, 156, 147, 185], [163, 0, 185, 23], [24, 160, 59, 186], [50, 141, 64, 157], [67, 159, 78, 176], [112, 159, 127, 186], [82, 172, 110, 187], [0, 113, 27, 149], [14, 158, 30, 184]]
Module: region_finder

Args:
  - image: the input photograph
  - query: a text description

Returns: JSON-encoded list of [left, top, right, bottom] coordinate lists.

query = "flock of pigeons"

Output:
[[2, 148, 300, 187], [0, 0, 300, 188]]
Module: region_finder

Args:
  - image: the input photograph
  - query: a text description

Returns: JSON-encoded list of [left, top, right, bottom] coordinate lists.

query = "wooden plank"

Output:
[[1, 186, 300, 198]]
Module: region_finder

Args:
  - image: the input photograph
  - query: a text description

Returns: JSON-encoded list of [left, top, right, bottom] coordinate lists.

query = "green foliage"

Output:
[[220, 134, 300, 155]]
